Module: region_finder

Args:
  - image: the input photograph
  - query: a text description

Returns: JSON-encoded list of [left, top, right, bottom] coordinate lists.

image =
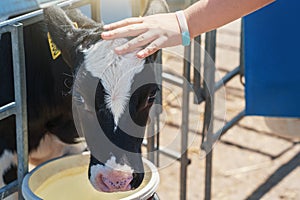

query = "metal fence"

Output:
[[148, 1, 245, 200], [0, 0, 100, 199], [0, 22, 28, 200]]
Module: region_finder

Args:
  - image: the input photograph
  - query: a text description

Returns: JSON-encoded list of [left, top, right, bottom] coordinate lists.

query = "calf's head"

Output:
[[44, 1, 167, 193]]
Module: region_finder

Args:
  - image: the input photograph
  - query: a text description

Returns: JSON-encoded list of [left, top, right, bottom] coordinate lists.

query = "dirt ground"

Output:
[[152, 19, 300, 200]]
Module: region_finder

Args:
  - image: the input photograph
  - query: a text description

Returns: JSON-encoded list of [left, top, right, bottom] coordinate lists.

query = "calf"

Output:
[[0, 0, 168, 195], [44, 4, 167, 192]]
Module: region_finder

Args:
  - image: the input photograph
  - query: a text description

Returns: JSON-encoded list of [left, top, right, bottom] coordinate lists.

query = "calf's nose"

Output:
[[94, 170, 133, 192], [101, 170, 133, 192], [89, 156, 136, 192]]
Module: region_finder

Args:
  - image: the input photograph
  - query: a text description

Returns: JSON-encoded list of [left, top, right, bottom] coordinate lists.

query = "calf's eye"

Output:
[[147, 89, 158, 104]]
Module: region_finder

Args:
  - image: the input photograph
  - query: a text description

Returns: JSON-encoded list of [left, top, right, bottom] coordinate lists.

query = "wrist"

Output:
[[175, 10, 191, 46]]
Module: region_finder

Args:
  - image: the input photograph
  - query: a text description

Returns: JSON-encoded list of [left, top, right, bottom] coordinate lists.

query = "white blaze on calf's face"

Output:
[[84, 39, 145, 127]]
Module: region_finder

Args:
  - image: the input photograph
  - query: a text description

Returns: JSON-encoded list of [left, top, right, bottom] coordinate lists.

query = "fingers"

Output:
[[100, 14, 174, 58], [136, 36, 168, 58], [114, 32, 157, 54], [101, 23, 147, 39], [103, 17, 143, 30]]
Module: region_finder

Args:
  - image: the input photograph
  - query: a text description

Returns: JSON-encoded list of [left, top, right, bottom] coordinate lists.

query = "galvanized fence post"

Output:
[[202, 30, 217, 200], [11, 22, 28, 200], [180, 45, 191, 200]]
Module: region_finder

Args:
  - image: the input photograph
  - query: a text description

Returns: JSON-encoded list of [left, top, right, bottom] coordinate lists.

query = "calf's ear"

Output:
[[65, 8, 101, 30], [43, 6, 102, 68]]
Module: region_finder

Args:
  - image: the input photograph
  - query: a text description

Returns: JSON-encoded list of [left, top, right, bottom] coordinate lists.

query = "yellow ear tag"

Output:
[[47, 32, 61, 60], [73, 22, 78, 28], [47, 22, 78, 60]]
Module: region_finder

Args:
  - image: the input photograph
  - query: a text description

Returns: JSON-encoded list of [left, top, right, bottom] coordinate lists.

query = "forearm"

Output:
[[184, 0, 275, 38]]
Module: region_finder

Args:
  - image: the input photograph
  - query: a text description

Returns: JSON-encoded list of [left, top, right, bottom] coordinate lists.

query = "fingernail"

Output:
[[101, 32, 111, 37], [137, 51, 145, 58], [103, 25, 110, 30]]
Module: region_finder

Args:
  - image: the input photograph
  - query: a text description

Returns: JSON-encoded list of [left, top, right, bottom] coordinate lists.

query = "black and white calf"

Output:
[[44, 3, 167, 192], [0, 0, 168, 195]]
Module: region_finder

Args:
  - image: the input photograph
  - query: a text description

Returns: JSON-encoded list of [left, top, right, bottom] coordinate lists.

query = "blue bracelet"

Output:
[[182, 31, 191, 46], [175, 11, 191, 46]]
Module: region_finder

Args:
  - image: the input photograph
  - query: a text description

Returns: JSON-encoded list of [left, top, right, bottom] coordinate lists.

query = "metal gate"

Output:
[[0, 0, 100, 199]]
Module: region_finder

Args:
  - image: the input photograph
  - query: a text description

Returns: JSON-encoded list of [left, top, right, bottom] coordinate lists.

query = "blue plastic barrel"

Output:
[[244, 0, 300, 117]]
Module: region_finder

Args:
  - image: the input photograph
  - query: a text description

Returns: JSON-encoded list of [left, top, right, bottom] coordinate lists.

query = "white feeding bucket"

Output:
[[22, 153, 159, 200]]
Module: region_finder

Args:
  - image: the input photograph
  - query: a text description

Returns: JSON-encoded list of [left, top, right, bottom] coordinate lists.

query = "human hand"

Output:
[[101, 13, 182, 58]]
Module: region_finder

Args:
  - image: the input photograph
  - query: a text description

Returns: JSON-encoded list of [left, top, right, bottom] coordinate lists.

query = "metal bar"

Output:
[[203, 30, 217, 200], [214, 110, 245, 141], [204, 150, 213, 200], [214, 66, 240, 91], [155, 116, 160, 166], [201, 110, 245, 152], [0, 102, 16, 120], [158, 147, 182, 161], [61, 0, 94, 10], [11, 23, 28, 200], [163, 66, 240, 105], [154, 50, 163, 166], [0, 0, 92, 28], [152, 192, 160, 200], [162, 72, 194, 92], [18, 11, 44, 27], [131, 0, 141, 17], [193, 35, 202, 104], [0, 26, 12, 35], [139, 0, 149, 15], [239, 19, 245, 78], [155, 51, 163, 115], [180, 45, 191, 200], [91, 0, 101, 22], [164, 65, 240, 101], [0, 180, 18, 199], [159, 147, 191, 164], [146, 49, 163, 164], [142, 140, 192, 163], [146, 118, 155, 163], [162, 72, 184, 86]]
